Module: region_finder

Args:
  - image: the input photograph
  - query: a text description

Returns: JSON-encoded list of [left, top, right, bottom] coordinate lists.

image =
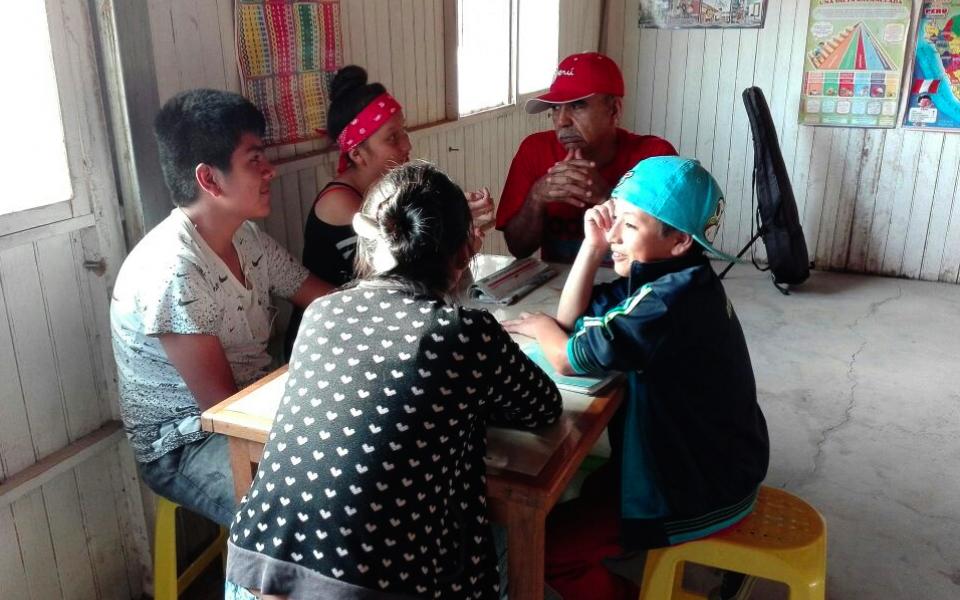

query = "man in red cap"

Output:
[[495, 52, 677, 263]]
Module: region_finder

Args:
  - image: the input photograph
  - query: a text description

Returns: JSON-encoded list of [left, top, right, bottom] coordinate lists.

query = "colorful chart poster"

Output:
[[903, 1, 960, 129], [638, 0, 767, 29], [799, 0, 912, 128]]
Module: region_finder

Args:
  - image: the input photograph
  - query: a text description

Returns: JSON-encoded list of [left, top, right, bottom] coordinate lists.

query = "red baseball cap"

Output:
[[524, 52, 625, 114]]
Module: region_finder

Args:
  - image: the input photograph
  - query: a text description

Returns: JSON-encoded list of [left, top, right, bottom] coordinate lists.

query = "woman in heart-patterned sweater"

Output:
[[226, 163, 562, 599]]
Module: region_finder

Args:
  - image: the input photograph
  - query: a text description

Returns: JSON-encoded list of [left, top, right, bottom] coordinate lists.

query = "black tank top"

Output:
[[302, 181, 363, 286], [286, 181, 363, 359]]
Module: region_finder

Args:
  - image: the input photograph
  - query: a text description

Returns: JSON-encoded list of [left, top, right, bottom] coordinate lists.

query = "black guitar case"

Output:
[[720, 87, 810, 293]]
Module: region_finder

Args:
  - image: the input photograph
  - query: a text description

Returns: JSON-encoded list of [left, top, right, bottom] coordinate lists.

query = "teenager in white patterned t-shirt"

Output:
[[110, 90, 334, 526]]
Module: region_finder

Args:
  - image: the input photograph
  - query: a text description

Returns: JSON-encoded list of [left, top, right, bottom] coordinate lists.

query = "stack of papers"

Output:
[[469, 257, 557, 305], [523, 343, 621, 395]]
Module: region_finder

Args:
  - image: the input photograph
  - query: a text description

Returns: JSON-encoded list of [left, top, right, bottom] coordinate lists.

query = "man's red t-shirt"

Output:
[[495, 129, 677, 262]]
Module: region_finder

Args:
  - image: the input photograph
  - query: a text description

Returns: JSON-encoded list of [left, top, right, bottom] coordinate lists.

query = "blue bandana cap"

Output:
[[610, 156, 738, 263]]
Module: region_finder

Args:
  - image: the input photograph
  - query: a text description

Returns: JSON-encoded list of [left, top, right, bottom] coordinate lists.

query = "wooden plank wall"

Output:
[[0, 228, 147, 599], [604, 0, 960, 283], [147, 0, 601, 258]]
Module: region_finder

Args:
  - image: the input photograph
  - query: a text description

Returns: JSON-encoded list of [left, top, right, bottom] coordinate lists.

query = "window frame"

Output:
[[0, 0, 108, 240], [443, 0, 559, 120]]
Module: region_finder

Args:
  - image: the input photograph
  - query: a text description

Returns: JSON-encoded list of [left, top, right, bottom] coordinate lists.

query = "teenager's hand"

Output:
[[470, 227, 485, 255], [466, 188, 495, 232], [583, 199, 615, 252], [501, 312, 559, 339]]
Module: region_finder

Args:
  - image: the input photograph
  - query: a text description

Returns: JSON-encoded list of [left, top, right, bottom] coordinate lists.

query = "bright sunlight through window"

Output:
[[0, 2, 72, 217], [457, 0, 512, 116], [457, 0, 560, 116], [518, 0, 559, 95]]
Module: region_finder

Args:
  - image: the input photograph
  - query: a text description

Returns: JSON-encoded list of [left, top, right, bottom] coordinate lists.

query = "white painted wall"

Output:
[[603, 0, 960, 283]]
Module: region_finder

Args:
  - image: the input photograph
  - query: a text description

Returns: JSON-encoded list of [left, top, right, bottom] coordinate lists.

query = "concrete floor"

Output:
[[718, 265, 960, 600], [186, 266, 960, 600]]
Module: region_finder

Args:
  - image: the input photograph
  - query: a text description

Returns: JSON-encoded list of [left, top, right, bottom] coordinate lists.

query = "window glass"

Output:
[[518, 0, 559, 94], [0, 1, 72, 216], [457, 0, 512, 116]]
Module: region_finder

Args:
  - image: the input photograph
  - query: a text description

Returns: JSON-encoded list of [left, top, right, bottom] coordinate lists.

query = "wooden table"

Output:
[[201, 255, 623, 600]]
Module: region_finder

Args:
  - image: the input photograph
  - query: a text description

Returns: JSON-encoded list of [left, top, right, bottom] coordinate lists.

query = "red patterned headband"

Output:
[[336, 92, 403, 174]]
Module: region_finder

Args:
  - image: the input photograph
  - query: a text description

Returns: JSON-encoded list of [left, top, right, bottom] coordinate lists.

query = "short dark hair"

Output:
[[355, 162, 473, 296], [154, 89, 266, 206], [657, 220, 703, 255], [327, 66, 387, 142]]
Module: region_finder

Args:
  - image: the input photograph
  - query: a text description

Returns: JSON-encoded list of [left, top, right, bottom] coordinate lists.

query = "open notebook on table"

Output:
[[522, 342, 621, 395]]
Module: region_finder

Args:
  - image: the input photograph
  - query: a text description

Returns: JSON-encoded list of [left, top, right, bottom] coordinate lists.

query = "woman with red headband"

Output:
[[286, 66, 493, 356], [306, 66, 412, 289]]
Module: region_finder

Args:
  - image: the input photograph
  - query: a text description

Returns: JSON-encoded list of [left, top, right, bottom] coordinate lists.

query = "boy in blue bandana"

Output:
[[504, 156, 769, 599]]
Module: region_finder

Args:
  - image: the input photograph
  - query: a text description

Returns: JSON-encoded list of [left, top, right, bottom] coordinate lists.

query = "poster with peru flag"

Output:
[[903, 0, 960, 129]]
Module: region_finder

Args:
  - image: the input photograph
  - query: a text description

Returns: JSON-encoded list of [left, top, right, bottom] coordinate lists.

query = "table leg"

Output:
[[506, 505, 547, 600], [228, 438, 255, 502]]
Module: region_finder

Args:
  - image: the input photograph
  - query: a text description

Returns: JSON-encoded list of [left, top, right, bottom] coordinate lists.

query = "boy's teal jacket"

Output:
[[566, 253, 769, 549]]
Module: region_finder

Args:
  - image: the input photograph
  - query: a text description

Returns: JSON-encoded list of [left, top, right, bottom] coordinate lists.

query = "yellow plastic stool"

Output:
[[153, 496, 228, 600], [639, 486, 827, 600]]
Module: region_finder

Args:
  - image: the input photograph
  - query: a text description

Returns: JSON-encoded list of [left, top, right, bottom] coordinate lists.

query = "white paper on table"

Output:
[[484, 415, 575, 477]]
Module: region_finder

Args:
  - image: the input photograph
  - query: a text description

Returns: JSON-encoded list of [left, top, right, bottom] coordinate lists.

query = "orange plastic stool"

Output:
[[639, 486, 827, 600]]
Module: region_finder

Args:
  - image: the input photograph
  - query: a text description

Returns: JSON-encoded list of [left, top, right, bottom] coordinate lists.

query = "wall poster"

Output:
[[638, 0, 767, 29], [903, 0, 960, 129], [798, 0, 912, 128]]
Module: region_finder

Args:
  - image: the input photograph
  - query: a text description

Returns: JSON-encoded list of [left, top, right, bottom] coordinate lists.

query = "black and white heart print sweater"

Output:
[[226, 283, 562, 600]]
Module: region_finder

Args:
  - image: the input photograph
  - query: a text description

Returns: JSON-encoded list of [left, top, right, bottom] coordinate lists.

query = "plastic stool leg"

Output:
[[785, 574, 826, 600], [176, 527, 226, 594], [153, 499, 179, 600], [640, 548, 683, 600]]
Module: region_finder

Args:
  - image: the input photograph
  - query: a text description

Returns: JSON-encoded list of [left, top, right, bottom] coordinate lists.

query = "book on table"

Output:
[[469, 257, 557, 305], [522, 342, 621, 395]]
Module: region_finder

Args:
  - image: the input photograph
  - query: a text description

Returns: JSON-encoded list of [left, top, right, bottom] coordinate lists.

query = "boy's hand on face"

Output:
[[584, 199, 615, 251]]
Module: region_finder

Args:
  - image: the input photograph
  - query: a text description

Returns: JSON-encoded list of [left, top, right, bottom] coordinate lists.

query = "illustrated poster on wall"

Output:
[[799, 0, 912, 128], [903, 1, 960, 129], [639, 0, 767, 28]]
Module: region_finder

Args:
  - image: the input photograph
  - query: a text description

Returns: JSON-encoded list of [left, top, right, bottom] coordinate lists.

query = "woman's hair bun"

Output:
[[330, 65, 369, 102], [354, 163, 473, 295], [380, 194, 430, 261], [326, 66, 387, 141]]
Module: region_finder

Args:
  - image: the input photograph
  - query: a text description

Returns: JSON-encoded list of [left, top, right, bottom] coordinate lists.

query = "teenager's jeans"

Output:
[[138, 433, 238, 527]]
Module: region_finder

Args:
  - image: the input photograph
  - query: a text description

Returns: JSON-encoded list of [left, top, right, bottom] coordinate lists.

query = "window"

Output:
[[452, 0, 560, 117], [517, 0, 560, 95], [1, 1, 72, 216]]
